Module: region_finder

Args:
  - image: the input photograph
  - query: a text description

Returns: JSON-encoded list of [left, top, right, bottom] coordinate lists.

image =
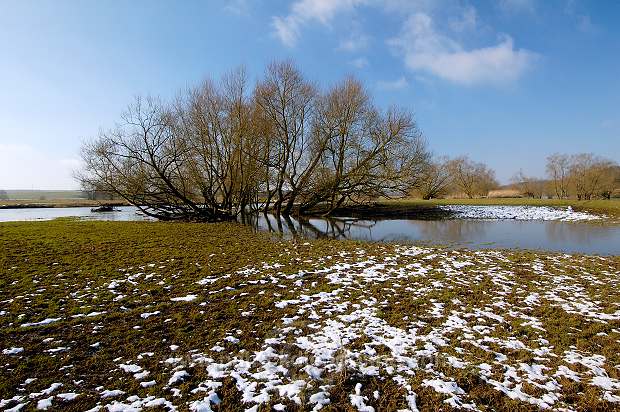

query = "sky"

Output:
[[0, 0, 618, 190]]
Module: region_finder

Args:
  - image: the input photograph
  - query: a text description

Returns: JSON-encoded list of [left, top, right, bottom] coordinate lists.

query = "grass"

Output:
[[1, 220, 619, 411]]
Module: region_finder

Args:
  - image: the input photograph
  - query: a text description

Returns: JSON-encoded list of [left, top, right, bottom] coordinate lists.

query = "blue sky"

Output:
[[0, 0, 618, 189]]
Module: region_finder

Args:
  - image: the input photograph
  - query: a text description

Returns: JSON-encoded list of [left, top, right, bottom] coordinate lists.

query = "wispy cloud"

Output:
[[497, 0, 537, 14], [565, 0, 598, 33], [339, 34, 370, 52], [271, 0, 538, 87], [389, 13, 538, 86], [272, 0, 367, 47], [224, 0, 252, 16], [449, 5, 477, 32], [350, 57, 369, 68], [377, 76, 409, 91]]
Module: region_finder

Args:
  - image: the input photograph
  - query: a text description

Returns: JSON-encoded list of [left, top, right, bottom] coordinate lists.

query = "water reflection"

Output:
[[0, 207, 618, 255], [0, 206, 152, 222], [245, 213, 620, 255], [241, 213, 371, 240]]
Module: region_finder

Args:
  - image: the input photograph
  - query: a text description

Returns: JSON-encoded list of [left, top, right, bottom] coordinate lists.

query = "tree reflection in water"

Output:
[[238, 213, 620, 255], [240, 213, 377, 240]]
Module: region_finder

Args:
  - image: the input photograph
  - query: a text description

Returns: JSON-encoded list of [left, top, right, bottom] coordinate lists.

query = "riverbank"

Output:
[[1, 221, 619, 411], [3, 197, 618, 226], [381, 198, 620, 220], [0, 199, 128, 209], [303, 197, 619, 224]]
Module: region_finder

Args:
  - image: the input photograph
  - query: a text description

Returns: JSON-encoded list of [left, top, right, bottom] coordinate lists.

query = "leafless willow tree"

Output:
[[78, 61, 429, 221], [544, 153, 618, 200], [254, 61, 319, 215], [511, 170, 546, 198], [78, 70, 260, 221], [569, 153, 617, 200], [446, 156, 497, 198], [299, 77, 428, 214], [414, 156, 451, 199], [546, 153, 571, 199]]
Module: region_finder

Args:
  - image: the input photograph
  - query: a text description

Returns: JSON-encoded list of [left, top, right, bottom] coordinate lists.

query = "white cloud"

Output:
[[350, 57, 369, 68], [339, 34, 370, 52], [390, 13, 538, 86], [449, 5, 477, 32], [381, 0, 439, 15], [224, 0, 251, 16], [377, 76, 409, 91], [497, 0, 536, 14], [272, 16, 301, 47], [565, 1, 597, 34], [0, 144, 80, 190], [272, 0, 367, 46]]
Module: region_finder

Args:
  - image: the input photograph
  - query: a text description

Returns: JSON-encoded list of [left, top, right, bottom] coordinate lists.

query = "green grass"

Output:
[[1, 220, 619, 411], [0, 190, 88, 201]]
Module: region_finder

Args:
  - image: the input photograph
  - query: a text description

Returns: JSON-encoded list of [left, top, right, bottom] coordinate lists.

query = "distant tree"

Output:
[[0, 189, 8, 201], [568, 153, 617, 200], [414, 156, 451, 199], [511, 170, 546, 198], [447, 156, 498, 198], [599, 165, 620, 199], [546, 153, 571, 199]]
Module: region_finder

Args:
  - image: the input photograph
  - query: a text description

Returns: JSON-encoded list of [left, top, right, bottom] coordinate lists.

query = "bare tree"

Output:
[[172, 68, 263, 214], [78, 70, 260, 221], [546, 153, 570, 199], [601, 165, 620, 199], [569, 153, 617, 200], [78, 60, 430, 221], [254, 61, 319, 215], [414, 156, 451, 199], [300, 77, 428, 213], [511, 170, 546, 198], [447, 156, 497, 198]]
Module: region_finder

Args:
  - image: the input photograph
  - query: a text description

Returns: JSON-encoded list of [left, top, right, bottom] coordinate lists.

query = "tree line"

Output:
[[517, 153, 619, 200], [413, 152, 619, 200], [413, 155, 498, 199], [78, 61, 428, 221]]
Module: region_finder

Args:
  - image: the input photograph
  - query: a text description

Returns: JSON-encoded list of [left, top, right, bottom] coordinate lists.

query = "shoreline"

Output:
[[1, 197, 618, 224], [0, 199, 129, 209]]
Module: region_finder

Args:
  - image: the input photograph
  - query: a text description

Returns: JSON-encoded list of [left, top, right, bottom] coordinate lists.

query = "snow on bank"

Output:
[[183, 248, 620, 411], [440, 205, 602, 221], [2, 247, 619, 411]]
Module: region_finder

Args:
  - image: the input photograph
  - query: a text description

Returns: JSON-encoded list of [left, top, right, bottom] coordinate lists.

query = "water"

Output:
[[1, 206, 619, 255], [244, 214, 620, 255], [0, 206, 152, 222]]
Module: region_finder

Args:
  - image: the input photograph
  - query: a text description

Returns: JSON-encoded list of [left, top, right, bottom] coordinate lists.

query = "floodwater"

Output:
[[243, 214, 620, 256], [0, 206, 152, 222], [1, 206, 619, 255]]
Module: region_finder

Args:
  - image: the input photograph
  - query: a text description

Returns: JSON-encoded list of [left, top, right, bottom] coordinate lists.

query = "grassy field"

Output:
[[0, 190, 88, 201], [1, 220, 620, 411]]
